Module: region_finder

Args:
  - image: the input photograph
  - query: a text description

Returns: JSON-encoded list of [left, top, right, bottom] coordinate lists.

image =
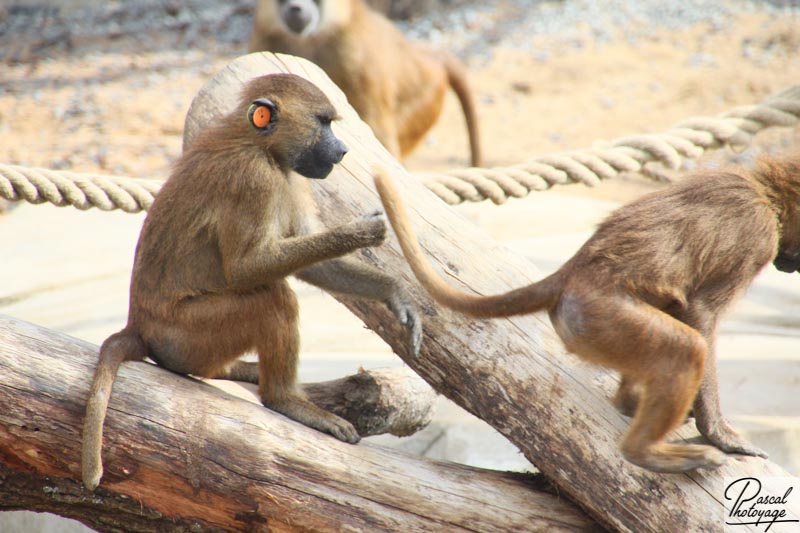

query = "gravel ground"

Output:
[[4, 0, 800, 62]]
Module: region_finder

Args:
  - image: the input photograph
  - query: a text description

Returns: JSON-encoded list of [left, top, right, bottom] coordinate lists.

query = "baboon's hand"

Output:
[[344, 210, 387, 248], [388, 289, 423, 357]]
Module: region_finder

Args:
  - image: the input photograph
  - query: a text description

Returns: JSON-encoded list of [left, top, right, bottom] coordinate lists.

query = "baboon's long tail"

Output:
[[82, 329, 146, 490], [374, 168, 562, 318], [442, 53, 482, 167]]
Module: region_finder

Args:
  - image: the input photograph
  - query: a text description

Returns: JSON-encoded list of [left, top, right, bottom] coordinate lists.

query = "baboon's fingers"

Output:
[[703, 424, 769, 459]]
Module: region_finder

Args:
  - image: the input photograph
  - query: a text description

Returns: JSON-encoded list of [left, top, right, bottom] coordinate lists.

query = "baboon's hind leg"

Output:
[[554, 291, 727, 472]]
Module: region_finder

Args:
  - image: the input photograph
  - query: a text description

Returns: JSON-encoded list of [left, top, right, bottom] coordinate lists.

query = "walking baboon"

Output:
[[372, 155, 800, 472], [249, 0, 482, 167]]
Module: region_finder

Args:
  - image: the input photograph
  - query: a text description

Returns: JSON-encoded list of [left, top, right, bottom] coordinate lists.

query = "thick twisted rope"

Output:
[[1, 85, 799, 211], [419, 85, 800, 204], [0, 165, 161, 213]]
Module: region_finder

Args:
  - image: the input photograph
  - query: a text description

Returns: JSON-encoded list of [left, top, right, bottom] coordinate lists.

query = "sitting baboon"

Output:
[[81, 73, 422, 490]]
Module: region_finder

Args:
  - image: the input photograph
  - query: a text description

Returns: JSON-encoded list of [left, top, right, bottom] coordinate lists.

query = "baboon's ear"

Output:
[[248, 98, 278, 132]]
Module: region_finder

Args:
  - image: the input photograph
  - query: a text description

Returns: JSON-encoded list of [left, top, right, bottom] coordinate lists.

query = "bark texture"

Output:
[[0, 314, 598, 532]]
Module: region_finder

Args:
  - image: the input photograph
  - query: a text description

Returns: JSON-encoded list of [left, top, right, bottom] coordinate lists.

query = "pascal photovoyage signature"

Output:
[[725, 477, 798, 531]]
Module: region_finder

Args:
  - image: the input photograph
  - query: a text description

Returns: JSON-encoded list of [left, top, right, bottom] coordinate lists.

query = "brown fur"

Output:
[[373, 154, 800, 472], [249, 0, 482, 166], [81, 73, 422, 490]]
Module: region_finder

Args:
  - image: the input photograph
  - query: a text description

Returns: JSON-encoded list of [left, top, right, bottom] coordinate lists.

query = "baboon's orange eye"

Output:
[[252, 105, 271, 128], [248, 99, 276, 131]]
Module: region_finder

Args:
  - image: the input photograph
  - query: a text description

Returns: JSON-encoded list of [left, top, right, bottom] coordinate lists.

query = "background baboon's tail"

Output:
[[442, 54, 482, 167], [373, 168, 561, 318], [82, 329, 146, 490]]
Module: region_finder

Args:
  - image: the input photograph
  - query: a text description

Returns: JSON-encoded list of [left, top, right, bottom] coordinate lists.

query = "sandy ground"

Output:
[[1, 1, 800, 531]]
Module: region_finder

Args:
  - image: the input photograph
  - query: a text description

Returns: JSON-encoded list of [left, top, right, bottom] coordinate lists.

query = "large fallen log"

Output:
[[0, 313, 598, 532], [182, 53, 800, 532]]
